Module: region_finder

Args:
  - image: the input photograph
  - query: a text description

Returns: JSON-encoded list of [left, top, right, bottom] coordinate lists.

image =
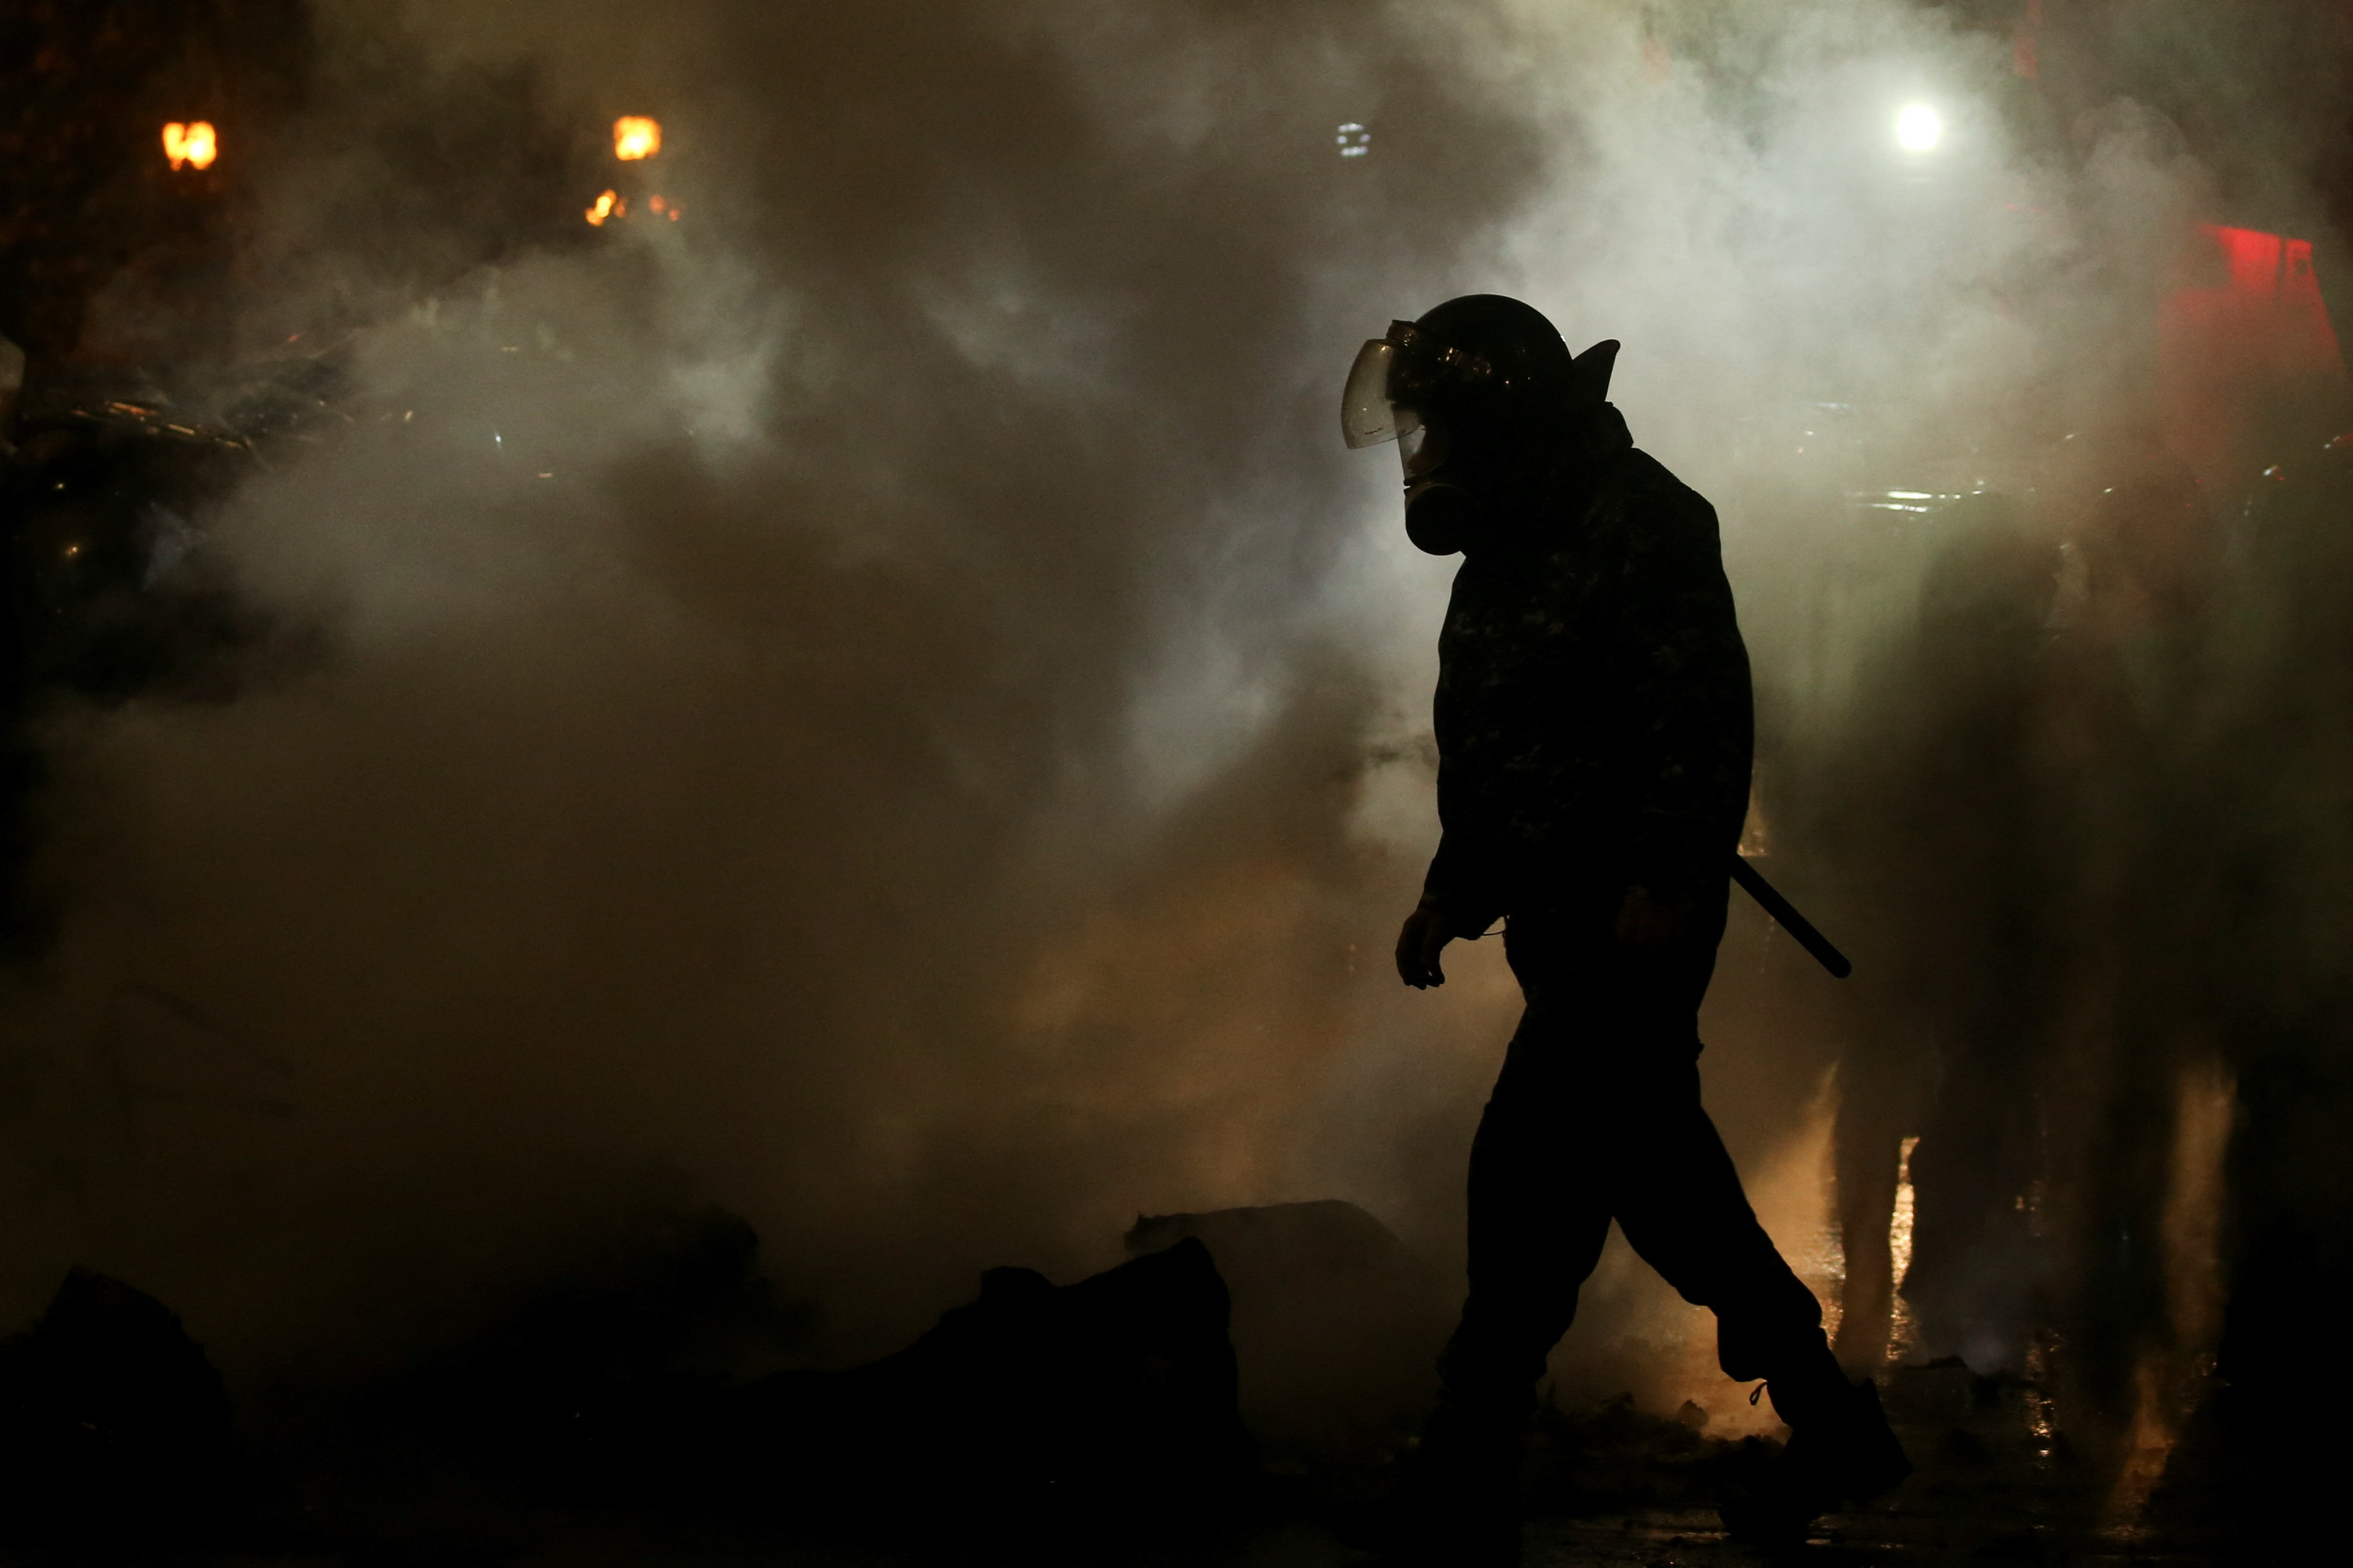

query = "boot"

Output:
[[1332, 1401, 1523, 1567], [1719, 1376, 1910, 1543]]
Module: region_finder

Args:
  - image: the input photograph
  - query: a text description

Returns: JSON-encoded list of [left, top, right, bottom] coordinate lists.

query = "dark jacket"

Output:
[[1420, 407, 1752, 927]]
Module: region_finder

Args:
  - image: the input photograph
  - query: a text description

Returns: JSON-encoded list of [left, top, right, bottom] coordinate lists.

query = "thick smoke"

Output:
[[0, 0, 1555, 1386], [0, 0, 2341, 1457]]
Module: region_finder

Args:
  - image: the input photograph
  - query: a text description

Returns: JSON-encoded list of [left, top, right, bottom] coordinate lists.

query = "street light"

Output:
[[613, 116, 661, 161], [162, 121, 217, 171], [1895, 103, 1943, 153]]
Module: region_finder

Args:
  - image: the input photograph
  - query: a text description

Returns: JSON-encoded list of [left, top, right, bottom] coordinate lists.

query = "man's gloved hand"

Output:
[[1396, 904, 1459, 988], [1614, 886, 1693, 949]]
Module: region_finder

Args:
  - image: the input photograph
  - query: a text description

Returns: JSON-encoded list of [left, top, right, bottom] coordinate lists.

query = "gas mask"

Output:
[[1342, 320, 1492, 554]]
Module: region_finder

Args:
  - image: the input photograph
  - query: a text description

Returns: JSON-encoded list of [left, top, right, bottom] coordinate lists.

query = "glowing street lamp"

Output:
[[1895, 103, 1944, 153], [613, 116, 662, 161], [162, 121, 218, 171]]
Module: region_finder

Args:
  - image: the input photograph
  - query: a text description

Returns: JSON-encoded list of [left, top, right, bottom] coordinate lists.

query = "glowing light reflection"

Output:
[[1890, 1135, 1919, 1285]]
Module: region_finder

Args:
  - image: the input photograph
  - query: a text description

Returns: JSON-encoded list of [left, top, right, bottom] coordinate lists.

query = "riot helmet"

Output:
[[1340, 294, 1616, 453]]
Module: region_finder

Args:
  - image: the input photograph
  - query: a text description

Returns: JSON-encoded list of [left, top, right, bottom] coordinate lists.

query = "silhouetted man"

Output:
[[1339, 295, 1905, 1557], [1817, 496, 2058, 1376]]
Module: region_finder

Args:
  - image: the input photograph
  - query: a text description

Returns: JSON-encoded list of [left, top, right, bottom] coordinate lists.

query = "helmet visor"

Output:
[[1340, 335, 1424, 449]]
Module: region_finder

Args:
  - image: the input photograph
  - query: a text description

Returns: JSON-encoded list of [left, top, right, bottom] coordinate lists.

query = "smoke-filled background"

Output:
[[6, 0, 2353, 1530]]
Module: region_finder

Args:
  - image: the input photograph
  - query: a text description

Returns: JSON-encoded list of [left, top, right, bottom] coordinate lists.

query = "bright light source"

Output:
[[162, 121, 217, 171], [1336, 122, 1370, 159], [1895, 103, 1943, 152], [614, 116, 662, 161]]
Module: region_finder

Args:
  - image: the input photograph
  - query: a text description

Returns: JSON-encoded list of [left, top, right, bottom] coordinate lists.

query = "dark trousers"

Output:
[[1436, 887, 1844, 1431]]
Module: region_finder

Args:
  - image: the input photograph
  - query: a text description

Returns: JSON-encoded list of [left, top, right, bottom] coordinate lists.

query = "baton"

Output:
[[1728, 856, 1852, 979]]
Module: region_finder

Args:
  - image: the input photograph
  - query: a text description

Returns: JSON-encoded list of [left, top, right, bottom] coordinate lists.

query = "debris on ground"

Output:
[[0, 1267, 246, 1544], [1126, 1200, 1454, 1470], [729, 1235, 1258, 1541]]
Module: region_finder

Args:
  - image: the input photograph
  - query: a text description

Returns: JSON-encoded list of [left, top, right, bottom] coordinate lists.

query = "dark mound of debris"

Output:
[[0, 1267, 247, 1545], [727, 1237, 1258, 1541], [1126, 1200, 1453, 1469], [0, 1214, 1266, 1556]]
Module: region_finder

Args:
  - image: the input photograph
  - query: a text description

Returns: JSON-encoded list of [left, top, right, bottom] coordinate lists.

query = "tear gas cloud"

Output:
[[0, 0, 2335, 1416]]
